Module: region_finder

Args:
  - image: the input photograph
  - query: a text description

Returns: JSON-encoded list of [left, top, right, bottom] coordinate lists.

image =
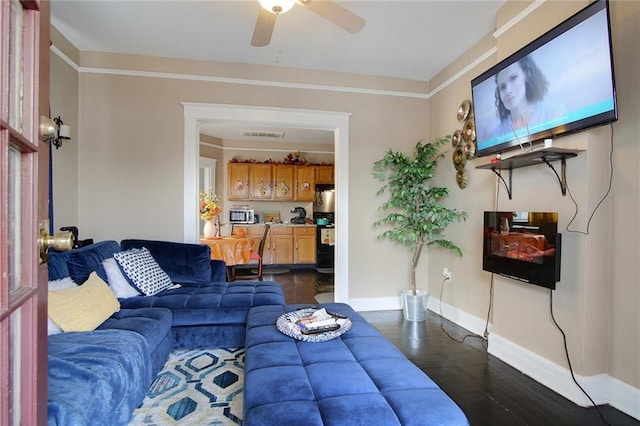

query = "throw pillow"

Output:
[[102, 257, 140, 298], [113, 247, 173, 296], [47, 277, 78, 335], [48, 272, 120, 332]]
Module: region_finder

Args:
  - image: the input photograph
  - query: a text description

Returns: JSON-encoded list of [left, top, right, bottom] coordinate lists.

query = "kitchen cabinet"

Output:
[[294, 226, 317, 264], [235, 225, 315, 265], [249, 163, 274, 200], [295, 166, 316, 201], [315, 165, 334, 184], [227, 162, 318, 201], [227, 163, 250, 200], [273, 165, 294, 201], [268, 226, 294, 265]]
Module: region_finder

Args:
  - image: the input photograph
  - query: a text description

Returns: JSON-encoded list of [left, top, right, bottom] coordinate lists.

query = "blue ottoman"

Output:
[[244, 303, 469, 426]]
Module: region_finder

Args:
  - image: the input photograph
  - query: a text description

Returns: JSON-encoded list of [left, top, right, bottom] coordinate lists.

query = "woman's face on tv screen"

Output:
[[496, 62, 526, 111]]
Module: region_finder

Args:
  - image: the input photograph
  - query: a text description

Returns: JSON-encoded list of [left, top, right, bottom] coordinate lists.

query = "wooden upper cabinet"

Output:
[[315, 165, 334, 184], [250, 164, 273, 200], [228, 162, 325, 201], [295, 166, 316, 201], [273, 165, 294, 201], [228, 163, 251, 200]]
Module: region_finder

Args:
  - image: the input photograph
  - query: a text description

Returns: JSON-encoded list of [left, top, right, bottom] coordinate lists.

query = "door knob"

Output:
[[40, 116, 58, 142], [39, 229, 73, 264]]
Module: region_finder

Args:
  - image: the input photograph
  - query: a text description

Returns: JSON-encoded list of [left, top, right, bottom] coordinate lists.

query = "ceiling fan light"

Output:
[[258, 0, 296, 14]]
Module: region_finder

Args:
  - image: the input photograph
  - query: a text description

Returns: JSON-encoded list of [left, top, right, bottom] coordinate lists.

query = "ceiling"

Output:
[[50, 0, 506, 144]]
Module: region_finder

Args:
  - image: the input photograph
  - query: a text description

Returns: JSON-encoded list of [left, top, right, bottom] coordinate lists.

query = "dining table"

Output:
[[200, 236, 254, 281]]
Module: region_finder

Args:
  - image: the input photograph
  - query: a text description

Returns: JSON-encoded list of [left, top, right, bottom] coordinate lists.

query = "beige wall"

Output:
[[50, 0, 639, 417], [427, 0, 640, 412], [51, 33, 430, 304], [50, 28, 79, 233]]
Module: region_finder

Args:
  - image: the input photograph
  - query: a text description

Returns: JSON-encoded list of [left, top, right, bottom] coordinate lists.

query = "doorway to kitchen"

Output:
[[183, 103, 350, 303]]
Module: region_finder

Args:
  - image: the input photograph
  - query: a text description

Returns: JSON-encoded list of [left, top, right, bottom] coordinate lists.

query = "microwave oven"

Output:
[[229, 209, 255, 224]]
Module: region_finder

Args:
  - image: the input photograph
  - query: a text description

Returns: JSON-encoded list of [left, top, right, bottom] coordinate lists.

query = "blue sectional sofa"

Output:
[[47, 240, 469, 425], [244, 303, 469, 426], [47, 239, 285, 426]]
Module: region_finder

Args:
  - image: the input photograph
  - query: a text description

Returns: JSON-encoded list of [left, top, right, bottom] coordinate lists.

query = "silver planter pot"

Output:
[[400, 289, 428, 322]]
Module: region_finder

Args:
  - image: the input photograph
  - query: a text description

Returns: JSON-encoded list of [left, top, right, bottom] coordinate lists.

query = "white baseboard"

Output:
[[349, 295, 488, 335], [427, 296, 489, 337], [348, 296, 401, 312], [489, 333, 640, 420], [350, 295, 639, 421]]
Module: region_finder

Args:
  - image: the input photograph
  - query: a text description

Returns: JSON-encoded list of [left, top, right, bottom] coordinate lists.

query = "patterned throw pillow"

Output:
[[113, 248, 173, 296]]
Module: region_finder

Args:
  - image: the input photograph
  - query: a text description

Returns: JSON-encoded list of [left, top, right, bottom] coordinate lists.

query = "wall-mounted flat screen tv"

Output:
[[471, 0, 617, 158], [483, 211, 561, 290]]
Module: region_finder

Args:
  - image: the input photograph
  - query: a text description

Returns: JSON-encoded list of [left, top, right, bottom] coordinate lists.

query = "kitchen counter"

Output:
[[231, 223, 317, 265], [237, 223, 316, 227]]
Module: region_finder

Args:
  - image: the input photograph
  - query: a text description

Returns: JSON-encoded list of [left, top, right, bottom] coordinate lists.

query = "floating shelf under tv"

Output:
[[476, 148, 584, 199]]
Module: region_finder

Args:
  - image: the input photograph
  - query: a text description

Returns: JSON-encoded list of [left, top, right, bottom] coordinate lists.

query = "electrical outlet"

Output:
[[442, 267, 452, 281]]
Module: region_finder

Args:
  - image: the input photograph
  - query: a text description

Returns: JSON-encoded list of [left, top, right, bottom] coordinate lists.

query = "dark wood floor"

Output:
[[266, 268, 639, 426]]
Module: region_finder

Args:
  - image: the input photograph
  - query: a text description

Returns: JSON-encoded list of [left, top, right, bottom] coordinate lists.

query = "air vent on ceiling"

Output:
[[242, 130, 285, 138]]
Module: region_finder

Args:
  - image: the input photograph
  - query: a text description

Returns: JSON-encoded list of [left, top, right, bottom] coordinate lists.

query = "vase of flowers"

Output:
[[199, 189, 222, 238]]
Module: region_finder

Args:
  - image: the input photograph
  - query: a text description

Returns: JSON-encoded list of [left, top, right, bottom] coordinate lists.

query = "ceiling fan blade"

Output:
[[252, 7, 277, 47], [302, 0, 365, 34]]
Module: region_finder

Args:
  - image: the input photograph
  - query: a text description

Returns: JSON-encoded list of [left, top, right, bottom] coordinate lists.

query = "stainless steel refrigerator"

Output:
[[313, 185, 335, 213], [313, 185, 335, 271]]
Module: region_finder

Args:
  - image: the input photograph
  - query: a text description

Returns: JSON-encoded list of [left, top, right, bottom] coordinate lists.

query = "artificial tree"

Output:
[[372, 136, 467, 296]]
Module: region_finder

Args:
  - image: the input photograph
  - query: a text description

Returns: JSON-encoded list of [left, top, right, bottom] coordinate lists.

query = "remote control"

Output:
[[300, 323, 341, 335], [327, 311, 348, 319], [296, 305, 318, 311]]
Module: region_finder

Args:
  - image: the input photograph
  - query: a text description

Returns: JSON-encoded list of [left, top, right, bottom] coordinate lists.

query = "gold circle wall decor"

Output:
[[452, 99, 475, 190], [456, 169, 468, 189], [452, 130, 463, 147], [452, 146, 466, 171], [462, 119, 476, 142], [464, 139, 476, 159], [457, 100, 471, 122]]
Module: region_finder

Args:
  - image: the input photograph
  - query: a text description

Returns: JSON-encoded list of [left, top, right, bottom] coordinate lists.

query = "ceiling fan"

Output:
[[252, 0, 366, 47]]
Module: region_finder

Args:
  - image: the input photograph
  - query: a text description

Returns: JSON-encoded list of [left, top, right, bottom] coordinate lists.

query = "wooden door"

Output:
[[295, 166, 315, 201], [1, 1, 50, 424], [250, 164, 273, 200], [227, 163, 250, 200], [272, 165, 294, 200]]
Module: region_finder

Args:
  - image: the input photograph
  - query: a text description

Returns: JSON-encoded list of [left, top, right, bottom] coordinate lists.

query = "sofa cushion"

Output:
[[98, 307, 172, 357], [48, 329, 152, 426], [118, 281, 286, 326], [48, 272, 121, 332], [243, 303, 469, 426], [113, 248, 173, 296], [65, 240, 121, 284], [121, 239, 213, 284]]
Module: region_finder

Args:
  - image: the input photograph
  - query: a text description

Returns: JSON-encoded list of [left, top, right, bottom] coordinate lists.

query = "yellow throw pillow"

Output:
[[48, 272, 121, 332]]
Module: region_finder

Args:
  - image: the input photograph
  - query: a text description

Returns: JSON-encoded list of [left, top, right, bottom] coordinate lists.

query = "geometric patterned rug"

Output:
[[129, 348, 244, 425]]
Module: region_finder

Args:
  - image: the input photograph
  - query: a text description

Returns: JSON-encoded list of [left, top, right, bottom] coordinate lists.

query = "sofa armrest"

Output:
[[210, 259, 227, 282], [48, 240, 120, 283]]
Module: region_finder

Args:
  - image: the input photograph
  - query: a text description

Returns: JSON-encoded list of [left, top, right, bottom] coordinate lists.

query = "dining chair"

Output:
[[231, 223, 270, 281]]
